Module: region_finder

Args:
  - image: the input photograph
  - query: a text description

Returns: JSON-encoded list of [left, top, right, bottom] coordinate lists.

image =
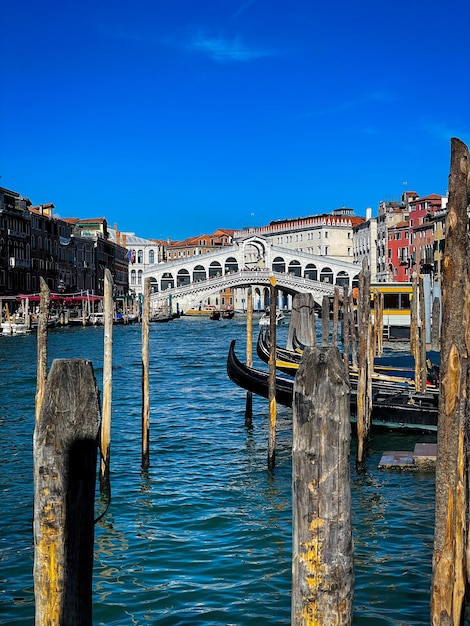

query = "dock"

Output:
[[378, 443, 437, 470]]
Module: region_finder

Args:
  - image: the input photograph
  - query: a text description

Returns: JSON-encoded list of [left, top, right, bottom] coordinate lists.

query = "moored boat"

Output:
[[227, 340, 439, 432]]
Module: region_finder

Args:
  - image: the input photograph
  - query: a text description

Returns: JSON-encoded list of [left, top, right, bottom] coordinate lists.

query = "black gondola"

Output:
[[227, 340, 439, 432]]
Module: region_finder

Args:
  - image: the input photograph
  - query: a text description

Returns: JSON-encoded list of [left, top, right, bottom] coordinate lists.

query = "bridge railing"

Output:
[[150, 270, 337, 309]]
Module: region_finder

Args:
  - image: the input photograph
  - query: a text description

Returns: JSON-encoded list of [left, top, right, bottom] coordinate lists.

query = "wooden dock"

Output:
[[378, 443, 437, 470]]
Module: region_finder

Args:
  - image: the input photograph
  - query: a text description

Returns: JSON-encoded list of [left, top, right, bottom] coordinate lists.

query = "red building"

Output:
[[387, 220, 411, 281]]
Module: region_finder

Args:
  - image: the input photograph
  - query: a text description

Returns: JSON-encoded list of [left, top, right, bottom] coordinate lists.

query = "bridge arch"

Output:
[[335, 270, 349, 287], [161, 272, 174, 290]]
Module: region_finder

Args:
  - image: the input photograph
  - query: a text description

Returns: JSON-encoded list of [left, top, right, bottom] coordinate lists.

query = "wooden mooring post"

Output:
[[292, 346, 353, 625], [268, 275, 277, 470], [35, 277, 50, 423], [287, 292, 317, 349], [33, 358, 101, 626], [431, 137, 470, 624], [245, 287, 253, 427], [142, 277, 151, 470], [356, 257, 371, 471], [321, 295, 329, 346], [100, 268, 114, 495]]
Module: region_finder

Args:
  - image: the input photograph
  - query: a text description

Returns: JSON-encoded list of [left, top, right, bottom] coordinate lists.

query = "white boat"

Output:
[[259, 310, 286, 326], [1, 321, 29, 335]]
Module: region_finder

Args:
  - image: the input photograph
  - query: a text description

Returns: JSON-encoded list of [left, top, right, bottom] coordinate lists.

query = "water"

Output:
[[0, 316, 438, 624]]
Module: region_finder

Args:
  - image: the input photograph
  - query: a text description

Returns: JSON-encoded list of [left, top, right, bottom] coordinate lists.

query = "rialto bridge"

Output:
[[143, 236, 361, 313]]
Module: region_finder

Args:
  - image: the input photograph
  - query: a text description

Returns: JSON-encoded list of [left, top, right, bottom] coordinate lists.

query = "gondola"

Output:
[[210, 310, 221, 320], [258, 328, 440, 389], [227, 340, 439, 432], [222, 309, 235, 319]]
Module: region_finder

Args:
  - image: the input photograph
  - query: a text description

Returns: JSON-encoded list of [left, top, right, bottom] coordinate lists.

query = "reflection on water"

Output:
[[0, 318, 440, 624]]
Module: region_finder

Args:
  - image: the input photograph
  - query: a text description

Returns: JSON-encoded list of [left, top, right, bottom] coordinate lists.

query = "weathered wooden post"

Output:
[[245, 288, 253, 427], [268, 275, 277, 470], [342, 285, 350, 368], [431, 296, 441, 352], [100, 269, 114, 495], [292, 346, 353, 625], [321, 295, 329, 346], [34, 358, 101, 626], [36, 277, 50, 423], [356, 257, 371, 471], [349, 290, 357, 369], [410, 272, 420, 386], [142, 277, 151, 470], [287, 292, 317, 349], [332, 287, 339, 348], [431, 137, 470, 624], [418, 275, 427, 393]]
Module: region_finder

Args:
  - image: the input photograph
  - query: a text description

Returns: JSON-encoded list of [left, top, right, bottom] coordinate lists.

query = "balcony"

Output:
[[7, 228, 27, 239], [9, 257, 31, 269]]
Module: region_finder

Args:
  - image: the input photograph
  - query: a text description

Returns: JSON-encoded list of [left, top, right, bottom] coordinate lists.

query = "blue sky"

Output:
[[2, 0, 469, 241]]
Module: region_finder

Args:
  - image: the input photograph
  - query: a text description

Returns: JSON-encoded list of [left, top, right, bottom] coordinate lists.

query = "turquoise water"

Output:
[[1, 317, 437, 624]]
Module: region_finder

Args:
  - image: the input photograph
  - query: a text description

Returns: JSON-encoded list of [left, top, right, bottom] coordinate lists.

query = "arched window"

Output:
[[161, 272, 174, 290], [138, 270, 143, 285], [320, 267, 333, 283], [224, 257, 238, 273], [335, 271, 349, 287], [209, 261, 222, 277], [288, 260, 301, 277], [193, 265, 206, 282], [137, 250, 143, 263], [304, 263, 317, 280], [131, 270, 136, 285], [272, 256, 286, 273], [148, 250, 155, 264], [177, 269, 190, 287]]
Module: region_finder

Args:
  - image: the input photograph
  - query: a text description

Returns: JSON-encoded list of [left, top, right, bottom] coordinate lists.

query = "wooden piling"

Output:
[[245, 288, 253, 427], [431, 296, 441, 352], [356, 257, 371, 471], [349, 290, 357, 369], [287, 292, 317, 349], [342, 285, 350, 369], [292, 346, 353, 625], [100, 268, 113, 495], [321, 295, 329, 346], [431, 137, 470, 624], [418, 275, 427, 393], [268, 276, 277, 470], [332, 287, 339, 348], [142, 277, 151, 470], [33, 358, 101, 626], [35, 278, 50, 423]]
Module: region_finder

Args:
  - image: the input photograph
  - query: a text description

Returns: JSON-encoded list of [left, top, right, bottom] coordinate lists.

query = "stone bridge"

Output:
[[144, 236, 360, 312]]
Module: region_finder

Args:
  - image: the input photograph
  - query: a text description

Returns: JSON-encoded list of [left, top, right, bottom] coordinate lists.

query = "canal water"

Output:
[[1, 315, 438, 624]]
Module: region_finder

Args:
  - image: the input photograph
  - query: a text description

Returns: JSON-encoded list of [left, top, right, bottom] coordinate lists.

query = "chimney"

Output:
[[122, 234, 127, 248], [366, 207, 372, 220], [116, 230, 121, 246]]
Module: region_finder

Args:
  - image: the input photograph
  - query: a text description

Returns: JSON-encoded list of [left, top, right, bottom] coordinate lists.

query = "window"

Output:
[[149, 250, 155, 264]]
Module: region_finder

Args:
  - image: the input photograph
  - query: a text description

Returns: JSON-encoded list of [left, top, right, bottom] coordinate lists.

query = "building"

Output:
[[375, 197, 410, 281], [0, 187, 31, 295], [352, 208, 377, 281], [234, 209, 363, 263]]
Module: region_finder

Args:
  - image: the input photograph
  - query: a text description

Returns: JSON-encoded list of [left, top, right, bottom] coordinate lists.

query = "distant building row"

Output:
[[1, 184, 449, 300]]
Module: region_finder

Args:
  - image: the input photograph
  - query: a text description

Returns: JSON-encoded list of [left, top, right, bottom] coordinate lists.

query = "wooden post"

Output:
[[431, 137, 470, 624], [287, 292, 317, 349], [356, 257, 371, 471], [100, 269, 114, 495], [142, 278, 151, 470], [34, 358, 101, 626], [349, 291, 357, 369], [245, 288, 253, 427], [35, 278, 50, 423], [321, 295, 329, 346], [418, 275, 427, 393], [268, 276, 277, 470], [431, 296, 441, 352], [377, 292, 384, 357], [292, 346, 353, 625], [342, 285, 350, 368], [332, 287, 339, 348], [410, 272, 419, 385]]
